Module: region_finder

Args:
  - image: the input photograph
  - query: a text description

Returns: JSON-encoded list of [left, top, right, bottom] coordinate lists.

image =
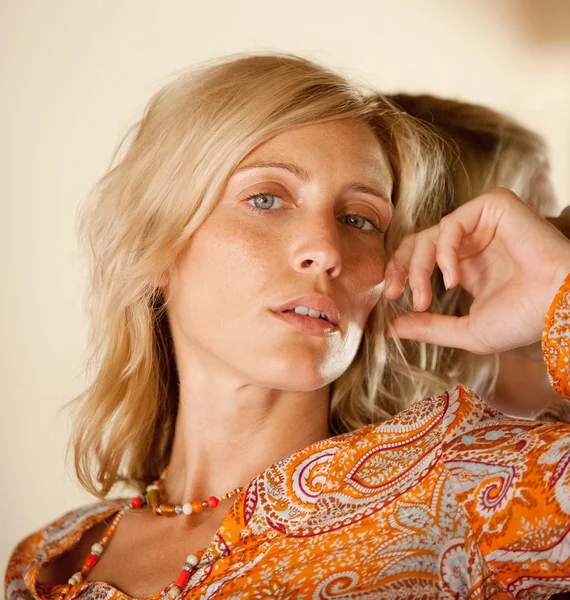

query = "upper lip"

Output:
[[272, 294, 340, 327]]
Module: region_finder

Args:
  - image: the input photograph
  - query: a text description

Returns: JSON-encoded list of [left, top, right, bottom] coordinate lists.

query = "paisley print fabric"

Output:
[[6, 273, 570, 599]]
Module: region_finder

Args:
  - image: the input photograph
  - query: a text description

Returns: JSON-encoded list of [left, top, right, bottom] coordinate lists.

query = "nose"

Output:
[[290, 214, 342, 279]]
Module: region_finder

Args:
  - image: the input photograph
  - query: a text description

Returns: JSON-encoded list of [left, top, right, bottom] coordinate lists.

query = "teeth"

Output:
[[290, 306, 329, 322]]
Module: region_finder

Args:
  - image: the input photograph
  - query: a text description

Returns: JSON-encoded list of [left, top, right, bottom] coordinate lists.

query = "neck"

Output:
[[163, 353, 332, 504]]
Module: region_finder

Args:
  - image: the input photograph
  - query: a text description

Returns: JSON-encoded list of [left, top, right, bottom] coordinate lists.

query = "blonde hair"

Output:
[[388, 93, 555, 400], [71, 53, 452, 500]]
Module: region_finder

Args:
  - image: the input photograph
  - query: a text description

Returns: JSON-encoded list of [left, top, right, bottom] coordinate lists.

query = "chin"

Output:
[[249, 350, 352, 392]]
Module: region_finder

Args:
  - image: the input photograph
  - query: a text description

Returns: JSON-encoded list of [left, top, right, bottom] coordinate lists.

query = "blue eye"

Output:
[[246, 193, 286, 210], [342, 214, 382, 233], [344, 214, 374, 231], [244, 192, 384, 234]]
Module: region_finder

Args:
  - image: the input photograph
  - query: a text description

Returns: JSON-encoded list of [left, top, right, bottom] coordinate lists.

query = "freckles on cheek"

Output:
[[195, 217, 273, 293], [349, 255, 386, 315]]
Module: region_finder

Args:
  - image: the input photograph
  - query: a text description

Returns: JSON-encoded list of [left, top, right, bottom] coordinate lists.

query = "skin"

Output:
[[161, 119, 394, 506], [490, 178, 565, 417], [384, 188, 570, 356], [40, 127, 570, 598], [40, 119, 395, 596]]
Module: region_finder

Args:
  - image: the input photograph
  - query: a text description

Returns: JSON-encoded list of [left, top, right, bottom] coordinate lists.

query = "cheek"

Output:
[[168, 214, 277, 334], [186, 216, 271, 289], [344, 247, 386, 321]]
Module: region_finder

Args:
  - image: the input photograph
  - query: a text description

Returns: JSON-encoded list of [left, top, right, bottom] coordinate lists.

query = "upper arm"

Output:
[[443, 420, 570, 596]]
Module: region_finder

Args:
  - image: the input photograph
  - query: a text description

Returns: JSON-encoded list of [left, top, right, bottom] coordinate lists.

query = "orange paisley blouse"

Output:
[[6, 274, 570, 600]]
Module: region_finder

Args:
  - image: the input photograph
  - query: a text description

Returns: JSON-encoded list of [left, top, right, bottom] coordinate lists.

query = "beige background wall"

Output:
[[2, 0, 569, 571]]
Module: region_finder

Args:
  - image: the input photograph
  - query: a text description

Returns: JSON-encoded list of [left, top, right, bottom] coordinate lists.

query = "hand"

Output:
[[547, 205, 570, 240], [383, 188, 570, 355]]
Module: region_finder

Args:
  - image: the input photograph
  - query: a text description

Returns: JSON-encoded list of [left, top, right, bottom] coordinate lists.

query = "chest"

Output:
[[37, 511, 228, 599]]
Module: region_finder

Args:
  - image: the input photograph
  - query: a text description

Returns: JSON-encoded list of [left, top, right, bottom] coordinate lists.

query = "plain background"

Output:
[[2, 0, 570, 571]]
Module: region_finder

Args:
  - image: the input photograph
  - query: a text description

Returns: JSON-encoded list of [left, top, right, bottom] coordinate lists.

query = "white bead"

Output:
[[68, 572, 83, 585], [185, 553, 199, 567], [168, 585, 182, 598], [91, 542, 103, 555], [182, 503, 193, 515], [146, 483, 160, 492]]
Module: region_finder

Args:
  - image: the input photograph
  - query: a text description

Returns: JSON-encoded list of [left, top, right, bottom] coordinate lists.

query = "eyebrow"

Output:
[[234, 161, 393, 209]]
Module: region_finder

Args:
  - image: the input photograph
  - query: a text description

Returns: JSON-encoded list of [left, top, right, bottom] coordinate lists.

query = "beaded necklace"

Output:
[[57, 467, 245, 600]]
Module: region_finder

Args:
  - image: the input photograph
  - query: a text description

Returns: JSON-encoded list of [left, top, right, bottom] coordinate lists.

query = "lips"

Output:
[[272, 294, 340, 327]]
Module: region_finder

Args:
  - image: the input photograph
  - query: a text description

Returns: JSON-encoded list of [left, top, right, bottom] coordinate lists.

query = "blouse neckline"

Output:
[[30, 426, 361, 599]]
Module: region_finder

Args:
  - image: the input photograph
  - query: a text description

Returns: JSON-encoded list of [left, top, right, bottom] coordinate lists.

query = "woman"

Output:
[[5, 53, 570, 599], [388, 92, 568, 420]]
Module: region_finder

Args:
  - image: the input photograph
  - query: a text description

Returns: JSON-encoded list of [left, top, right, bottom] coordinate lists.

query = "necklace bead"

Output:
[[131, 496, 144, 509], [67, 572, 83, 586], [58, 467, 244, 599], [186, 553, 199, 567], [147, 487, 161, 507], [85, 554, 98, 568]]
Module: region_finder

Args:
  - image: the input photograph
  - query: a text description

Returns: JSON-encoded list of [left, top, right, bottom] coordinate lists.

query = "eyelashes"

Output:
[[245, 192, 287, 211], [243, 191, 386, 234]]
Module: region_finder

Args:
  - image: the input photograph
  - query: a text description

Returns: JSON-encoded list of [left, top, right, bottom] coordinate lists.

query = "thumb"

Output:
[[388, 312, 480, 353]]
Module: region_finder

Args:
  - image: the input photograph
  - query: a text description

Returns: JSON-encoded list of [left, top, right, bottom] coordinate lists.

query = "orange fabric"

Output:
[[6, 273, 570, 599]]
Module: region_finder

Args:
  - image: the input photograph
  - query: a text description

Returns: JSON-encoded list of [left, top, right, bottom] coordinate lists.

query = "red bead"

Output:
[[131, 497, 143, 509], [86, 554, 98, 568], [175, 569, 190, 588], [207, 496, 219, 508]]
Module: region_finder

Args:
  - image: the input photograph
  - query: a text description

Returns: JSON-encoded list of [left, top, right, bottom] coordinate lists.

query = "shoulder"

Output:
[[320, 385, 490, 496], [5, 500, 117, 597], [347, 384, 498, 455], [327, 384, 570, 495]]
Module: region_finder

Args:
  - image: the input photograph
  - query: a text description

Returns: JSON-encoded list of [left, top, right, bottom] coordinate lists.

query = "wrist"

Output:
[[550, 262, 570, 306]]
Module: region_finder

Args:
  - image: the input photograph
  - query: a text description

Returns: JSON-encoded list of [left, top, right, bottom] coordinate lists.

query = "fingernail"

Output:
[[413, 288, 422, 311], [443, 270, 451, 290]]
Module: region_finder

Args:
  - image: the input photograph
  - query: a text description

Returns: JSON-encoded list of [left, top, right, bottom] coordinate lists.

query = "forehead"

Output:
[[236, 120, 393, 196]]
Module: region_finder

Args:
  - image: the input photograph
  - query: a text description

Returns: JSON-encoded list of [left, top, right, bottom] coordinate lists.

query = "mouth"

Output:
[[270, 294, 341, 336], [272, 295, 340, 326], [281, 306, 331, 322], [270, 309, 339, 337]]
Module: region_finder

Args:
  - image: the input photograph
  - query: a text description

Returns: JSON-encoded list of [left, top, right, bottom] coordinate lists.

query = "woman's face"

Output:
[[164, 119, 393, 391]]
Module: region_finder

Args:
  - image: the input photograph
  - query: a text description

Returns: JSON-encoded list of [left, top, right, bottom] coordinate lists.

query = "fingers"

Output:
[[389, 312, 484, 353], [435, 217, 465, 289], [408, 233, 437, 311], [384, 234, 415, 300], [384, 193, 498, 308], [383, 227, 441, 311]]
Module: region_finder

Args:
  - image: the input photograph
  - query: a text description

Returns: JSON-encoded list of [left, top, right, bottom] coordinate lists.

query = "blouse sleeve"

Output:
[[442, 272, 570, 598], [542, 271, 570, 400]]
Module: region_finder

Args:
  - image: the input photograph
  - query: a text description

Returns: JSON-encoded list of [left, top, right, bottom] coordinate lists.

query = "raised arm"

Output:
[[383, 190, 570, 594], [439, 281, 570, 595]]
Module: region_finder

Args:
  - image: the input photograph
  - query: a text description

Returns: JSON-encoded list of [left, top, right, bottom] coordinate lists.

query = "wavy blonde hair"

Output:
[[387, 93, 556, 401], [70, 53, 453, 500]]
